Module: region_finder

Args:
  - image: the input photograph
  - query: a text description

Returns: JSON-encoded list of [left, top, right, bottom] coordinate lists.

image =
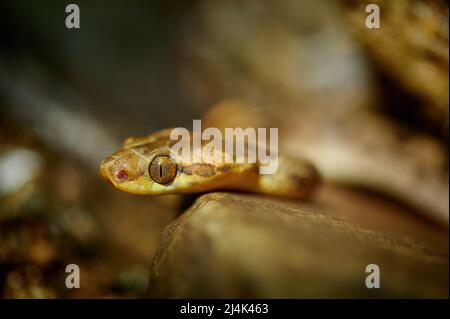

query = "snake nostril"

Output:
[[116, 169, 129, 182]]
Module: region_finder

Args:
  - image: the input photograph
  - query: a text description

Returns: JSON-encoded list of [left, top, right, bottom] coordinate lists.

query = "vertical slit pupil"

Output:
[[150, 156, 176, 184]]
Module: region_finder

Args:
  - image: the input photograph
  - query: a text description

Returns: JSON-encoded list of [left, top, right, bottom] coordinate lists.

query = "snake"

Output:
[[100, 128, 320, 199]]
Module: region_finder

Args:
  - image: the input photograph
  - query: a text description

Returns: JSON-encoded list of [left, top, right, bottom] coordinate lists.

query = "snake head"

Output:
[[100, 129, 258, 195], [100, 148, 144, 192], [100, 136, 245, 195], [99, 137, 180, 195]]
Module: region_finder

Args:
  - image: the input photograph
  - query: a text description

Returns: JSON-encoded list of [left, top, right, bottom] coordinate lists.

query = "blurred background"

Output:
[[0, 0, 448, 298]]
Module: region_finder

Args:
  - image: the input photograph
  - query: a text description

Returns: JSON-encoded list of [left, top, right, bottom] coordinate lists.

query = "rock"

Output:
[[342, 0, 449, 133], [147, 190, 448, 298]]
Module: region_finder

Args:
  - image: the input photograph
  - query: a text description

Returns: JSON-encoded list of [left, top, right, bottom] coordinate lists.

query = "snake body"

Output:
[[100, 128, 320, 199]]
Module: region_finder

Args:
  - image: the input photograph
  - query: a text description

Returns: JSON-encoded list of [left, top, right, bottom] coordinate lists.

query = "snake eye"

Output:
[[149, 156, 177, 184]]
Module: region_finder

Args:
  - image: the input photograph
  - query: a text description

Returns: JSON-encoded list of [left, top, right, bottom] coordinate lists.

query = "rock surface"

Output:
[[147, 189, 448, 298]]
